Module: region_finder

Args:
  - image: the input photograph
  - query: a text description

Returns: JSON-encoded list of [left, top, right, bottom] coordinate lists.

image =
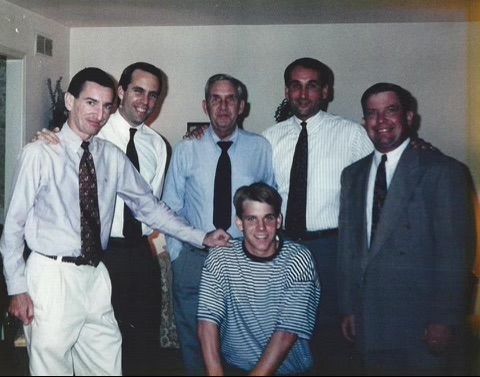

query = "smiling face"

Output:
[[118, 69, 160, 127], [65, 81, 114, 141], [285, 66, 328, 121], [235, 200, 282, 258], [202, 80, 245, 140], [363, 91, 414, 153]]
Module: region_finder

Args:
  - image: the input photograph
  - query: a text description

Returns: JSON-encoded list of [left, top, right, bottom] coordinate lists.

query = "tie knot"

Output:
[[218, 141, 233, 152], [81, 141, 90, 151], [300, 121, 307, 129], [129, 127, 137, 139], [380, 154, 387, 164]]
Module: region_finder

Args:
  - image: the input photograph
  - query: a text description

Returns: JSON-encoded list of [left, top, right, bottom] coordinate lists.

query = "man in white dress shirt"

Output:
[[32, 62, 169, 375], [262, 57, 373, 375], [99, 62, 167, 376]]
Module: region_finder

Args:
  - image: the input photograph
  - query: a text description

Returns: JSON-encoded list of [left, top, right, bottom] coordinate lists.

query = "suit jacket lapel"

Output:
[[368, 144, 421, 258], [352, 154, 372, 271]]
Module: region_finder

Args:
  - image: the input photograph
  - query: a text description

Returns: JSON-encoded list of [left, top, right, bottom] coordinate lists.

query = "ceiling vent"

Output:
[[36, 33, 53, 57]]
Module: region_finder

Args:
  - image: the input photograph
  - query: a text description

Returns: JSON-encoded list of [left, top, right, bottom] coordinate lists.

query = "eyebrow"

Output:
[[131, 86, 159, 94]]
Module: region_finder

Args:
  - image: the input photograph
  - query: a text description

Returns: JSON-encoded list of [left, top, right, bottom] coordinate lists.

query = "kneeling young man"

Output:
[[198, 182, 321, 376]]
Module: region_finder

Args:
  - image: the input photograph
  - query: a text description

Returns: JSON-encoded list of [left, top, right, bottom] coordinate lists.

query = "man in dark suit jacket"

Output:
[[338, 82, 476, 375]]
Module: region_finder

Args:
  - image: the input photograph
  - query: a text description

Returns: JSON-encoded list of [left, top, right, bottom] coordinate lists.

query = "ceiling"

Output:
[[4, 0, 474, 28]]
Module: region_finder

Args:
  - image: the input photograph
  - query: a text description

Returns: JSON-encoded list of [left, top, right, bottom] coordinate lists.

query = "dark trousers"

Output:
[[297, 235, 360, 376], [103, 236, 162, 376]]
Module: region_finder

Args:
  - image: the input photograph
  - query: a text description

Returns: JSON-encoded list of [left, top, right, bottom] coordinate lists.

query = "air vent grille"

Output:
[[36, 33, 53, 57]]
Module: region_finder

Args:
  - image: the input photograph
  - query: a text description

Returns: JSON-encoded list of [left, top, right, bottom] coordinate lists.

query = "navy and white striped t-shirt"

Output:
[[197, 238, 321, 375]]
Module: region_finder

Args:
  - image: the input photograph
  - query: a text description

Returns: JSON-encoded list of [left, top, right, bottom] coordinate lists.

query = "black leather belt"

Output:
[[284, 228, 338, 241], [38, 253, 99, 267]]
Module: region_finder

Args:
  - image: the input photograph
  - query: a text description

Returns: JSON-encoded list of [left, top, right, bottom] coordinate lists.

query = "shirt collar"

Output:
[[110, 110, 144, 137], [374, 137, 410, 166], [292, 110, 325, 130], [207, 125, 239, 144], [61, 122, 100, 153]]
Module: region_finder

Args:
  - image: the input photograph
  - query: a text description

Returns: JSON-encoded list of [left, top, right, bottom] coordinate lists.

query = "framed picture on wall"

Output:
[[187, 122, 209, 133]]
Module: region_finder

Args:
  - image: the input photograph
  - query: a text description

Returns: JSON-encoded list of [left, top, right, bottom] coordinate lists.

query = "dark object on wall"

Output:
[[274, 98, 292, 123], [48, 77, 68, 130]]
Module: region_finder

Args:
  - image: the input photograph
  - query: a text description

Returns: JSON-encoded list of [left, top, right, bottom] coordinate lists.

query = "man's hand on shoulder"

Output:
[[203, 229, 232, 248], [411, 137, 441, 154], [31, 127, 61, 144], [183, 125, 209, 140]]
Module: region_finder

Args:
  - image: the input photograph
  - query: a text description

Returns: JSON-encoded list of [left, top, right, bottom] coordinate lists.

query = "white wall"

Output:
[[71, 23, 467, 162], [0, 0, 69, 141], [0, 0, 69, 214]]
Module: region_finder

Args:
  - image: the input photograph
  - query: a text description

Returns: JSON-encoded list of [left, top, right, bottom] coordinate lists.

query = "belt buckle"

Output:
[[74, 256, 88, 266]]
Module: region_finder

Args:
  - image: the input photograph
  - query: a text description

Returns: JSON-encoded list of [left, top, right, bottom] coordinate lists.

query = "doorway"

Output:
[[0, 48, 25, 223]]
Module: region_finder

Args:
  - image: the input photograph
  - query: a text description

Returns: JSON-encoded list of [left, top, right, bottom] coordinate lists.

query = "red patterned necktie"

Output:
[[79, 141, 102, 266], [285, 121, 308, 238], [371, 154, 387, 244]]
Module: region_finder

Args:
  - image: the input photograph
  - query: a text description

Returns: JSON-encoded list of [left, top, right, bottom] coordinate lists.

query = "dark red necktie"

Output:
[[371, 154, 387, 243], [79, 141, 102, 265]]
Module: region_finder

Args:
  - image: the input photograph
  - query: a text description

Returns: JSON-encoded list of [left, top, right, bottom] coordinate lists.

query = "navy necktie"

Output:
[[123, 128, 142, 239], [371, 154, 387, 243], [285, 121, 308, 238], [213, 141, 233, 230], [79, 141, 102, 265]]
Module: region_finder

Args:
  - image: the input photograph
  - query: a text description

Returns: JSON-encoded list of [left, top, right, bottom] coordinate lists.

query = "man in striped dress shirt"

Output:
[[262, 57, 373, 375], [198, 182, 320, 376]]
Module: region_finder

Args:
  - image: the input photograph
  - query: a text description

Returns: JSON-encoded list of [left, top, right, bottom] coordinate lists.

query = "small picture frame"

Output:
[[187, 122, 209, 133]]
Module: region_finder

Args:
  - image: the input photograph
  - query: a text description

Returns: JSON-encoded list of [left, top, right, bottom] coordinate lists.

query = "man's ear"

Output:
[[64, 92, 74, 111], [117, 86, 125, 103], [235, 216, 243, 232], [238, 100, 245, 115], [276, 214, 283, 230], [202, 100, 209, 116], [321, 84, 329, 101], [361, 117, 367, 129], [406, 110, 414, 128]]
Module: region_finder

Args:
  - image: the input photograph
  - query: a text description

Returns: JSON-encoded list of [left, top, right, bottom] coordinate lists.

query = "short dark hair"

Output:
[[234, 182, 282, 218], [118, 62, 163, 92], [284, 57, 332, 88], [204, 73, 247, 102], [361, 82, 414, 115], [67, 67, 116, 98]]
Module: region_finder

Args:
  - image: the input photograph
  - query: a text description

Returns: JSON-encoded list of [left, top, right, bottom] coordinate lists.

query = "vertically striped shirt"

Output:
[[197, 239, 321, 375], [262, 111, 373, 231]]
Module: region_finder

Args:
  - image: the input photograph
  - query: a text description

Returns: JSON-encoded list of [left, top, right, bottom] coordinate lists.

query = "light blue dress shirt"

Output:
[[162, 126, 276, 261]]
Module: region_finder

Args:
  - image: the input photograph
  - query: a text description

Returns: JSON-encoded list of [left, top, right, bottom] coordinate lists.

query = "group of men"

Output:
[[0, 56, 475, 377]]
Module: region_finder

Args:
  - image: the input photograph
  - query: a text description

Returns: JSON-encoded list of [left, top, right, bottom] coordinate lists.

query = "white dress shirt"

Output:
[[97, 110, 167, 237], [263, 111, 373, 231], [0, 123, 204, 295], [366, 138, 410, 245]]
